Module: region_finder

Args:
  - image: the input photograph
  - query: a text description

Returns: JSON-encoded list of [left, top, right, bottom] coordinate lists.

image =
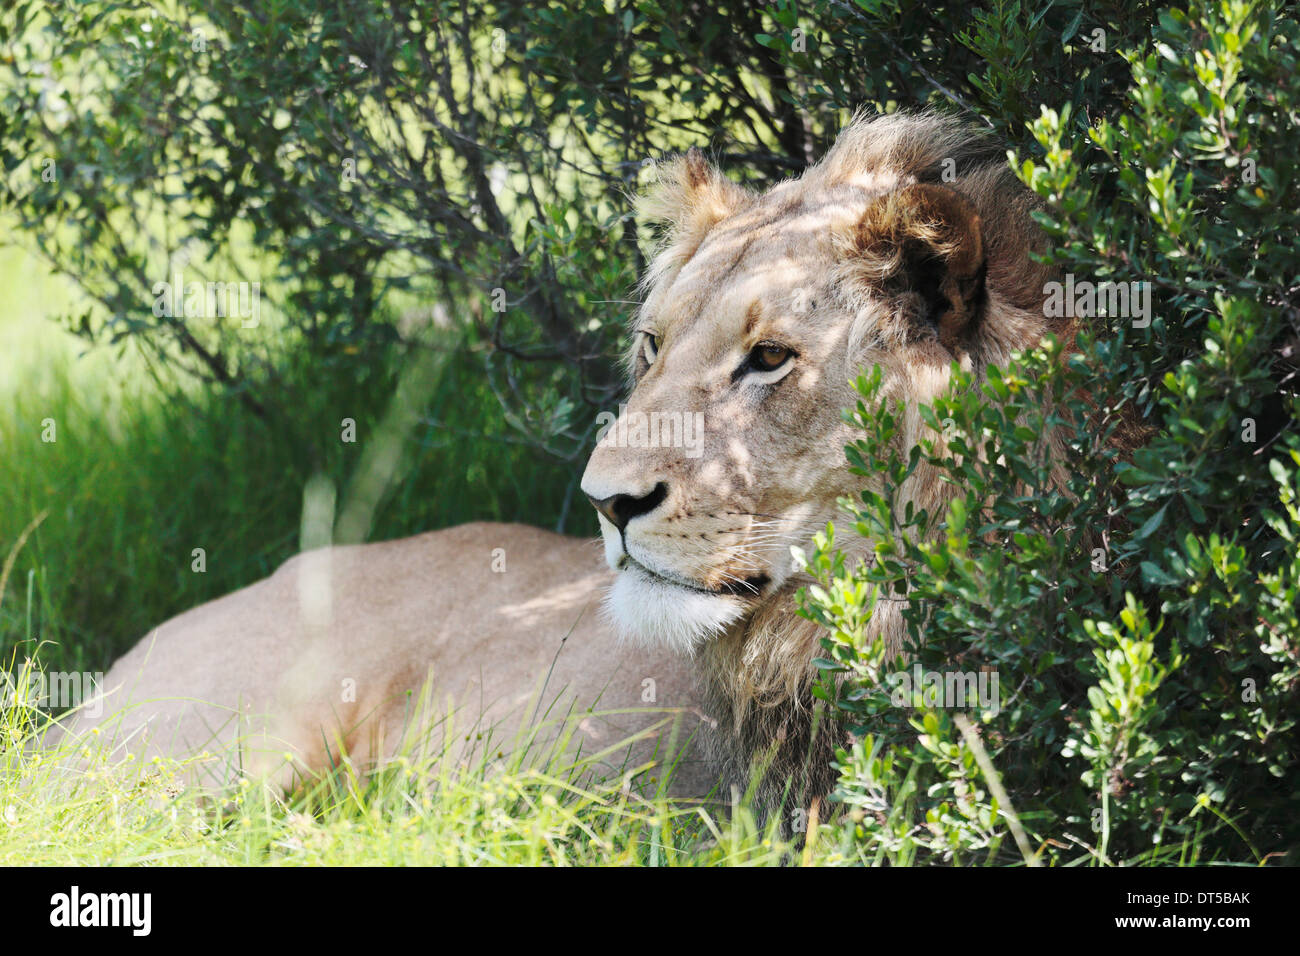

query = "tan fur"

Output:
[[57, 524, 716, 798], [61, 112, 1078, 816]]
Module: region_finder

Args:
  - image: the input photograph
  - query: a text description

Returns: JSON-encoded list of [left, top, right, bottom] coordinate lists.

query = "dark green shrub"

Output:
[[790, 0, 1300, 863]]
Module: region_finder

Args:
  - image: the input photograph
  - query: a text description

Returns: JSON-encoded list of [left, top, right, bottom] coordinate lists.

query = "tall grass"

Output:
[[1, 652, 806, 866]]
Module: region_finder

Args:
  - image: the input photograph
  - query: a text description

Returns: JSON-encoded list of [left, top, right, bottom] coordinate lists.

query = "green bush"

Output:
[[792, 1, 1300, 863], [0, 0, 827, 456]]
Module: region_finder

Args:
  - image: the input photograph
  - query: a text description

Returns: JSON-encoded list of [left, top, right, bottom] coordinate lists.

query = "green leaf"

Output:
[[948, 496, 968, 535], [1134, 501, 1170, 541]]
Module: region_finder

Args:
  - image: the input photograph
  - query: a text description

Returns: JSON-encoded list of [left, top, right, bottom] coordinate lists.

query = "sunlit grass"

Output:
[[1, 646, 805, 866]]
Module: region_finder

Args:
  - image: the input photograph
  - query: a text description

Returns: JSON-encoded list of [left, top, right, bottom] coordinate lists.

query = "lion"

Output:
[[53, 112, 1070, 817]]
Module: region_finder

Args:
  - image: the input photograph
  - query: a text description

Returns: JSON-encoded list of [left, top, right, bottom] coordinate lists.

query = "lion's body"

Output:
[[63, 112, 1085, 816], [63, 524, 714, 797]]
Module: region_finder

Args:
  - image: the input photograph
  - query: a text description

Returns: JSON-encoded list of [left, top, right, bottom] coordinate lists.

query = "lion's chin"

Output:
[[602, 564, 745, 655]]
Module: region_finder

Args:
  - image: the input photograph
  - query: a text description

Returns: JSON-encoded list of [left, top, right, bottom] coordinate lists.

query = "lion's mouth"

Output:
[[621, 555, 770, 598]]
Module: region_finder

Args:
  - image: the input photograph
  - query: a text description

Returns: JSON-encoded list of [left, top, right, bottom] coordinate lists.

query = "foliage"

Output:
[[0, 0, 827, 459], [791, 0, 1300, 863]]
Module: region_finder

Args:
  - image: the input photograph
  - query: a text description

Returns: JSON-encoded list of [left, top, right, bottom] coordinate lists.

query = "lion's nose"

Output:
[[585, 482, 669, 532]]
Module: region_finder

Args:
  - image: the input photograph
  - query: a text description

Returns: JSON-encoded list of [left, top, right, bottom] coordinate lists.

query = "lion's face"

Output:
[[582, 115, 1053, 653], [583, 190, 879, 652]]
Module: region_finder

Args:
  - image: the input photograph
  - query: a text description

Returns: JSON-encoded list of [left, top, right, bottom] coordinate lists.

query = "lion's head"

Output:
[[581, 112, 1063, 661]]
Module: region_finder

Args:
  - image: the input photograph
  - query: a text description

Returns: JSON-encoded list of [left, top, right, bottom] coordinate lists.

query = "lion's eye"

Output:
[[642, 332, 661, 366], [749, 342, 792, 372]]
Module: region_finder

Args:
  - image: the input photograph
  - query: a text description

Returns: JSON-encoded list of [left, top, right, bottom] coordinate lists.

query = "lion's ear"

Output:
[[842, 183, 986, 352], [638, 147, 749, 265]]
